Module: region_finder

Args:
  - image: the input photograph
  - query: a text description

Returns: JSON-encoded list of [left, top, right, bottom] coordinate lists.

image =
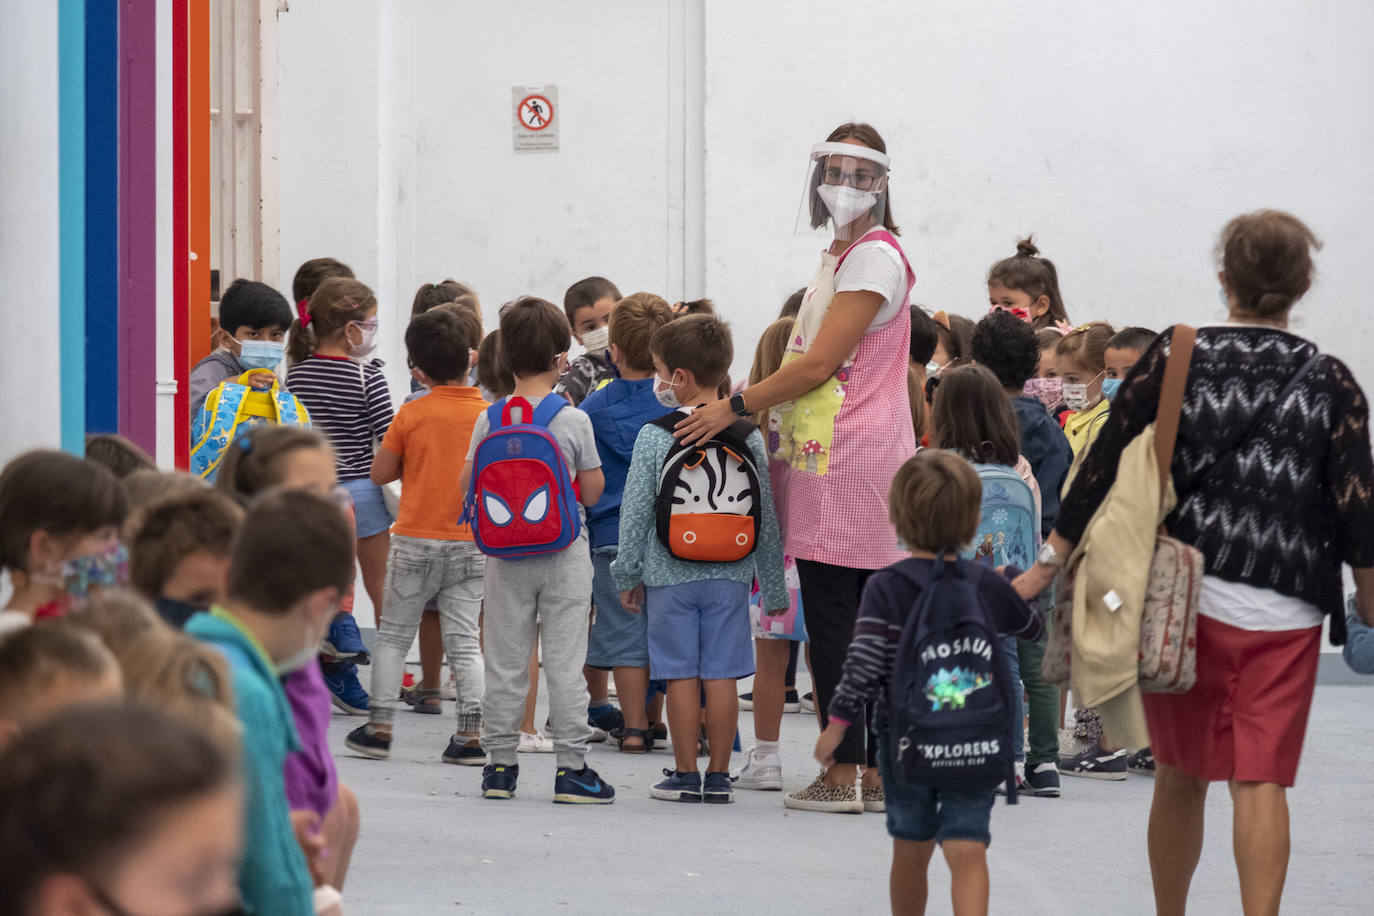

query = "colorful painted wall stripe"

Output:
[[119, 0, 158, 453], [85, 0, 119, 436], [58, 0, 86, 454]]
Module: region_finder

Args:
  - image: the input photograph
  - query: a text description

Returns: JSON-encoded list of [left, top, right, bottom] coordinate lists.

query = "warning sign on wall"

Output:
[[513, 85, 559, 152]]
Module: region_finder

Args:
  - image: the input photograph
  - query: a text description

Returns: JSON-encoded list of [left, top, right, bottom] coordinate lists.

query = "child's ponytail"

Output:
[[286, 276, 377, 366], [987, 236, 1071, 330]]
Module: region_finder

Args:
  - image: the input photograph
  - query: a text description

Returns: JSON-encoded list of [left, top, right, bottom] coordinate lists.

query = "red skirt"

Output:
[[1142, 614, 1321, 787]]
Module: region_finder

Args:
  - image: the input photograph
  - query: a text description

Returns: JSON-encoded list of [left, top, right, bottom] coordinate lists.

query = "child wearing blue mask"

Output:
[[1102, 327, 1158, 402], [189, 279, 295, 412]]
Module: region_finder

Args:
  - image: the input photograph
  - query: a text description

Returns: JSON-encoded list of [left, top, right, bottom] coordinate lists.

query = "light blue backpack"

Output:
[[962, 463, 1040, 572]]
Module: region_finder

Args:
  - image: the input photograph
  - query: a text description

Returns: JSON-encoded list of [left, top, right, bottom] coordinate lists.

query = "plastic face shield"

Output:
[[796, 141, 891, 242]]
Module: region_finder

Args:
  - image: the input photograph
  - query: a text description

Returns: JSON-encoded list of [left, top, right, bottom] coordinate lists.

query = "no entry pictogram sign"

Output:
[[512, 85, 560, 152]]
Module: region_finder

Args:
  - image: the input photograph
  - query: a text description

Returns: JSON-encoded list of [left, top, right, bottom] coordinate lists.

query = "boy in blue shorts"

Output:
[[815, 449, 1042, 914], [612, 314, 788, 802], [580, 293, 676, 752]]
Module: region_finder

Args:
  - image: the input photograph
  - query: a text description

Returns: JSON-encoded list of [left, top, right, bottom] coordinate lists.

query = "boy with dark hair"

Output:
[[459, 297, 614, 803], [969, 307, 1071, 797], [187, 489, 355, 916], [558, 276, 622, 406], [190, 279, 296, 411], [346, 308, 492, 765], [580, 293, 676, 751], [612, 314, 787, 803], [126, 489, 245, 627], [816, 449, 1042, 914], [1103, 326, 1158, 395]]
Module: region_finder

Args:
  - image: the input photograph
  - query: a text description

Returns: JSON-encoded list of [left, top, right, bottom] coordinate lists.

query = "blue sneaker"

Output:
[[482, 763, 519, 800], [323, 612, 368, 664], [650, 769, 702, 803], [553, 765, 616, 804], [587, 704, 624, 742], [703, 771, 734, 804], [322, 660, 369, 715]]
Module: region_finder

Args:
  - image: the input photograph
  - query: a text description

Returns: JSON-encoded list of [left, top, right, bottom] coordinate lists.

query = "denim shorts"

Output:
[[341, 477, 393, 538], [586, 546, 649, 669], [877, 740, 995, 846], [645, 579, 753, 681]]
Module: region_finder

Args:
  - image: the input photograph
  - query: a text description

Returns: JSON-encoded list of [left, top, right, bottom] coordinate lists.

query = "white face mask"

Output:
[[654, 374, 683, 409], [581, 325, 610, 357], [349, 321, 379, 359], [1063, 373, 1102, 413], [925, 359, 947, 376], [238, 339, 285, 371], [817, 184, 878, 228], [275, 643, 319, 676]]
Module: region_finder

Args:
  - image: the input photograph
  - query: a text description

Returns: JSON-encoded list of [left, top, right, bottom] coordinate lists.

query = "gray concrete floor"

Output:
[[330, 660, 1372, 915]]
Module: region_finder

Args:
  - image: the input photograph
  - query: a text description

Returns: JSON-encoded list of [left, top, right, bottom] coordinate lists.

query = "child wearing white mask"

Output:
[[189, 279, 295, 412], [285, 276, 395, 627], [1056, 322, 1117, 462], [556, 276, 623, 407]]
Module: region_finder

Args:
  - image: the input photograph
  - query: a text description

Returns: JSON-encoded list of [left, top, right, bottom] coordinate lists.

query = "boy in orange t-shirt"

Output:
[[346, 308, 490, 764]]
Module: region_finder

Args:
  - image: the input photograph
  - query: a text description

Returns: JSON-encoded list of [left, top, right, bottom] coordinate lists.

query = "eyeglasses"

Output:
[[821, 166, 881, 191]]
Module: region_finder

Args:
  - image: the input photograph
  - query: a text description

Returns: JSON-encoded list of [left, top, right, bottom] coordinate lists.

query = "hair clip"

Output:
[[931, 310, 951, 331], [296, 299, 312, 328], [236, 434, 253, 454]]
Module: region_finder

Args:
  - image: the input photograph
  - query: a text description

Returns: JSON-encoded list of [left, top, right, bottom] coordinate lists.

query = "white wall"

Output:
[[0, 3, 62, 466], [703, 0, 1374, 378], [278, 0, 1374, 390]]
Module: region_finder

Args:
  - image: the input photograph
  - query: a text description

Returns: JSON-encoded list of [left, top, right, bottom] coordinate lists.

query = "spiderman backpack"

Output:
[[650, 413, 762, 563], [461, 396, 581, 559]]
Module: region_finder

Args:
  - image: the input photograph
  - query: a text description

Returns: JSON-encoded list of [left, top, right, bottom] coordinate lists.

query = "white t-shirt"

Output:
[[833, 236, 908, 333], [1198, 575, 1323, 631]]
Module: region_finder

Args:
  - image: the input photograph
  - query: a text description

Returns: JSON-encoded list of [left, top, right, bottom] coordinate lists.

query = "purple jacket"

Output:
[[281, 662, 337, 820]]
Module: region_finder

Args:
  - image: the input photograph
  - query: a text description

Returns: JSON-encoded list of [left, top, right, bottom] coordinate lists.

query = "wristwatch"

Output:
[[729, 393, 750, 418], [1036, 542, 1065, 568]]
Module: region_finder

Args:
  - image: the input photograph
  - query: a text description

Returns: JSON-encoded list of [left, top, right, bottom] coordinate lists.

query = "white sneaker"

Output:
[[733, 747, 783, 790], [518, 731, 554, 753]]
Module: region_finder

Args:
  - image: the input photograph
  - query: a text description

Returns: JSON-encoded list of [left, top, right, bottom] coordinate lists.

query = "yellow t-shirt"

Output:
[[1064, 397, 1111, 460], [381, 386, 489, 541]]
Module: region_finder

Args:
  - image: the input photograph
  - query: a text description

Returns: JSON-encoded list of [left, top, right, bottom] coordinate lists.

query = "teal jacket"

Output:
[[611, 423, 787, 610], [187, 609, 314, 916]]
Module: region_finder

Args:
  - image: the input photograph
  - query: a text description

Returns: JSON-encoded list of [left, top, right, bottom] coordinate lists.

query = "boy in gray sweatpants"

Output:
[[459, 296, 614, 804]]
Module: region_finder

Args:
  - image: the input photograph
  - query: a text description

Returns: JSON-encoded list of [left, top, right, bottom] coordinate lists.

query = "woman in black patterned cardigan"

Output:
[[1014, 210, 1374, 916]]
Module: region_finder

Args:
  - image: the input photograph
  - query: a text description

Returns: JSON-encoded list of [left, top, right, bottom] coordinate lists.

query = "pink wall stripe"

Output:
[[118, 0, 157, 451]]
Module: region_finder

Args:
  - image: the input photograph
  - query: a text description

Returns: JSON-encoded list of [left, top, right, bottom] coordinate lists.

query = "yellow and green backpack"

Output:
[[190, 371, 310, 481]]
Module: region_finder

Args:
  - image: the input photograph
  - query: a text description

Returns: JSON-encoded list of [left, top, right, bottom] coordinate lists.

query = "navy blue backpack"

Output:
[[886, 555, 1019, 803]]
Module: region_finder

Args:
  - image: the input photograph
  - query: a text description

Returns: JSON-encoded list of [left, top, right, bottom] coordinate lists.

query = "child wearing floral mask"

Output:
[[1055, 322, 1117, 460], [0, 451, 128, 634]]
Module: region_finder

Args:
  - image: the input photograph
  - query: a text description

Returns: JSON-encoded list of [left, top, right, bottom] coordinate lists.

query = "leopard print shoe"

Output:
[[783, 771, 863, 814], [861, 781, 886, 813]]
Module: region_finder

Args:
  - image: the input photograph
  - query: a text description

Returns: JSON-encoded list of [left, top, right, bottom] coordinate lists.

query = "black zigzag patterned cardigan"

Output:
[[1055, 324, 1374, 644]]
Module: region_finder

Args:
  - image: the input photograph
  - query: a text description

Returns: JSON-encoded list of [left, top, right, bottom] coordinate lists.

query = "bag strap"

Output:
[[531, 394, 567, 428], [1153, 325, 1196, 501], [651, 411, 688, 434]]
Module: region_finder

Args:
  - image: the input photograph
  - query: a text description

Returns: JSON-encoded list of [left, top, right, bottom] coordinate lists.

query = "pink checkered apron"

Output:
[[771, 229, 916, 570]]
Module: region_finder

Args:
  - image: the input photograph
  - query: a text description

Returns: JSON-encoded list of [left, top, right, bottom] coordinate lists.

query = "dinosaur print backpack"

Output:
[[886, 556, 1018, 801], [649, 412, 762, 563]]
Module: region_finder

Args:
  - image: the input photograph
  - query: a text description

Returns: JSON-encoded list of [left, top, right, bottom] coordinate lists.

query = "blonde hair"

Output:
[[118, 628, 242, 758], [1055, 321, 1115, 374], [610, 293, 675, 373], [287, 277, 378, 365], [66, 589, 166, 659], [749, 317, 795, 427]]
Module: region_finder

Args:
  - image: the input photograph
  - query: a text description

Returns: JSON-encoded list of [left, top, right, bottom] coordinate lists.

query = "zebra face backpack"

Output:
[[649, 413, 762, 563]]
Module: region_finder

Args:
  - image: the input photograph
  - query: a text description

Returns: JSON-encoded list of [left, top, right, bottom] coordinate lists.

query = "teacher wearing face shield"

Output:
[[676, 122, 916, 813]]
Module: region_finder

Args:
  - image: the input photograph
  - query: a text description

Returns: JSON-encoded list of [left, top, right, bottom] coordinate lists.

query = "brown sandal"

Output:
[[616, 727, 653, 754]]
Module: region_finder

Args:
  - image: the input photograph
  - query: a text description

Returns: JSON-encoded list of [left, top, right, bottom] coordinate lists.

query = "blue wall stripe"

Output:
[[84, 0, 119, 434], [58, 0, 86, 453]]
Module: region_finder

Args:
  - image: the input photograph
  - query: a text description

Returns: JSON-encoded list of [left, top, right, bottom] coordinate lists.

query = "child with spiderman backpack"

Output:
[[458, 297, 612, 805], [815, 449, 1041, 916], [611, 315, 788, 804]]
